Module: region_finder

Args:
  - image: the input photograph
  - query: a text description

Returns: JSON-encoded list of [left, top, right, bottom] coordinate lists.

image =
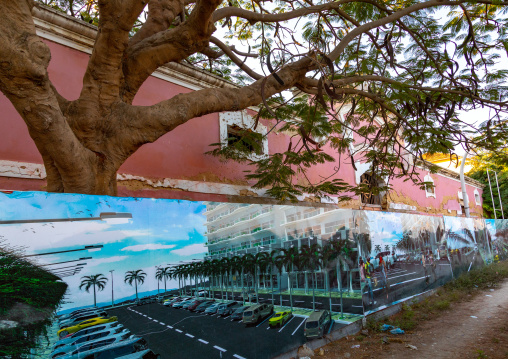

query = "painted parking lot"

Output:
[[109, 303, 345, 359]]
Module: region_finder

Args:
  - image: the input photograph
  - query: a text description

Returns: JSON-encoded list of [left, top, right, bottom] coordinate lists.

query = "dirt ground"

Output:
[[313, 279, 508, 359]]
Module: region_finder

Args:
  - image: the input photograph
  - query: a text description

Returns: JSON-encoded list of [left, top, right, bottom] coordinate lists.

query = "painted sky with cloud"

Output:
[[0, 191, 208, 310]]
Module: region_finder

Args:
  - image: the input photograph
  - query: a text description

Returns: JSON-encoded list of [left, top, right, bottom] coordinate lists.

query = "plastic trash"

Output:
[[390, 328, 405, 335], [381, 324, 394, 331], [486, 295, 493, 297], [351, 344, 360, 349], [406, 344, 418, 350], [470, 316, 478, 319]]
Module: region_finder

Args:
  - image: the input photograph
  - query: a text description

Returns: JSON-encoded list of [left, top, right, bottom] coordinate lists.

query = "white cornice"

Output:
[[32, 5, 240, 92]]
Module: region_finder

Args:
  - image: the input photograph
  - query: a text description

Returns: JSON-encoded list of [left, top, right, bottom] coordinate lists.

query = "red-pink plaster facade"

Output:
[[0, 7, 483, 217]]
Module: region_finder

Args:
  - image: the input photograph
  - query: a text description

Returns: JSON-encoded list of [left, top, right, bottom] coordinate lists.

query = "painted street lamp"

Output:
[[0, 212, 132, 225], [41, 257, 92, 266], [23, 245, 103, 258], [48, 263, 87, 272], [109, 270, 115, 307]]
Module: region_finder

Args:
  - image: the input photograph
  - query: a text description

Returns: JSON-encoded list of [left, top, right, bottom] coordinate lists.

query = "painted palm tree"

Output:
[[304, 243, 322, 310], [242, 253, 255, 300], [200, 260, 213, 299], [79, 274, 108, 307], [230, 256, 243, 303], [271, 250, 286, 307], [124, 269, 147, 301], [173, 265, 185, 296], [253, 252, 269, 303], [155, 267, 164, 295], [283, 247, 299, 311], [318, 243, 334, 312], [374, 244, 382, 253], [219, 257, 230, 300], [210, 259, 221, 299], [328, 237, 347, 317]]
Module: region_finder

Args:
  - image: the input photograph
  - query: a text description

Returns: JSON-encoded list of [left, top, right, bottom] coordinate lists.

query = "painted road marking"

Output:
[[266, 327, 270, 330], [256, 314, 274, 327], [198, 339, 209, 344], [175, 329, 183, 333], [214, 345, 227, 352], [233, 354, 246, 359], [147, 317, 152, 320], [160, 322, 165, 325], [279, 316, 296, 332], [167, 325, 173, 329], [391, 276, 426, 287], [185, 333, 194, 338], [388, 272, 417, 280], [292, 318, 306, 336], [153, 320, 158, 323]]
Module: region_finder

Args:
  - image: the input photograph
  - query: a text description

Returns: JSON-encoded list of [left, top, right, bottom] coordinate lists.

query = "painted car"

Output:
[[59, 336, 148, 359], [304, 310, 332, 340], [59, 310, 108, 329], [204, 303, 221, 314], [172, 299, 193, 308], [269, 311, 293, 328], [230, 306, 250, 321], [50, 331, 131, 358], [52, 323, 124, 351], [194, 301, 215, 312], [57, 316, 118, 339]]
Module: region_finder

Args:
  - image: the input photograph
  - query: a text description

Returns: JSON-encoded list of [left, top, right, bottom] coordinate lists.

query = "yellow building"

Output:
[[422, 153, 473, 174]]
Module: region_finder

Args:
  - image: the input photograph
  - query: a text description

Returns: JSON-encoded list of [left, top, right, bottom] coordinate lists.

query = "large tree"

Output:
[[0, 0, 506, 200]]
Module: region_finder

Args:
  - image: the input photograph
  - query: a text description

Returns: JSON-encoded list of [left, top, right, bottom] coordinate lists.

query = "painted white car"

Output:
[[58, 336, 147, 359], [51, 326, 130, 355], [50, 331, 132, 358], [52, 324, 125, 351]]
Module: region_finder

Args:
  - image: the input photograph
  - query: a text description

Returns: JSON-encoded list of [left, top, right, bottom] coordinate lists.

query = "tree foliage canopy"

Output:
[[0, 0, 507, 200]]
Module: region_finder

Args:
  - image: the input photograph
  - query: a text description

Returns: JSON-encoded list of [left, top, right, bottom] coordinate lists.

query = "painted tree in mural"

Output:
[[79, 274, 108, 306], [0, 0, 507, 199], [124, 269, 147, 301]]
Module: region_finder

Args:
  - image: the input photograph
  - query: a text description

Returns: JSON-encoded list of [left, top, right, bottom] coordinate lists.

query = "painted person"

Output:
[[429, 253, 437, 282], [379, 255, 390, 298], [364, 257, 375, 305], [359, 258, 366, 303]]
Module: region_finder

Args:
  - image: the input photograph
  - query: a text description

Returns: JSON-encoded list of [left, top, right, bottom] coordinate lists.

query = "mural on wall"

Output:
[[356, 212, 453, 313], [0, 191, 505, 359], [486, 219, 508, 261], [0, 191, 208, 312], [443, 216, 485, 278]]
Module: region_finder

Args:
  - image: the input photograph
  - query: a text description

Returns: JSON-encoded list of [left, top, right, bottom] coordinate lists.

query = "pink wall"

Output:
[[0, 39, 483, 216]]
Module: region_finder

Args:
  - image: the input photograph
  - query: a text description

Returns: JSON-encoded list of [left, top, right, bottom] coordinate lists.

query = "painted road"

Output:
[[108, 303, 346, 359]]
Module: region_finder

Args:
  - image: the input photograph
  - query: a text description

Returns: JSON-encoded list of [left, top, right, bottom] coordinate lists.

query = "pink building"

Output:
[[0, 6, 483, 217]]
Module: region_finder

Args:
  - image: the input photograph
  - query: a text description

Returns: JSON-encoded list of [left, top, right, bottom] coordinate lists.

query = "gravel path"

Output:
[[317, 279, 508, 359]]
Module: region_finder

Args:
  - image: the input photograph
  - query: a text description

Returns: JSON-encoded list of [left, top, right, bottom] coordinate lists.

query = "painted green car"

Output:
[[269, 311, 293, 328]]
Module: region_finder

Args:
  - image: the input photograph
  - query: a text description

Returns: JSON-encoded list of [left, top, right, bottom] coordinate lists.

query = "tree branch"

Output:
[[120, 0, 223, 103], [79, 0, 146, 107], [129, 0, 186, 48], [123, 56, 314, 147]]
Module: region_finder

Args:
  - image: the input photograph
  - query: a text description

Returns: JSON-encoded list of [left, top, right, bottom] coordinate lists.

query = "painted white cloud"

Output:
[[1, 221, 153, 253], [87, 255, 129, 267], [121, 244, 176, 252], [171, 243, 207, 256]]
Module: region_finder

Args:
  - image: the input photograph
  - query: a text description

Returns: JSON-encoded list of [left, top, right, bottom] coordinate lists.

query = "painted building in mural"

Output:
[[0, 6, 484, 217]]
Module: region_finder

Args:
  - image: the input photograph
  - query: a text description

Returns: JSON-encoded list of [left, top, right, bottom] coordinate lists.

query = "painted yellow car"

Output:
[[57, 316, 118, 338], [269, 311, 293, 328]]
